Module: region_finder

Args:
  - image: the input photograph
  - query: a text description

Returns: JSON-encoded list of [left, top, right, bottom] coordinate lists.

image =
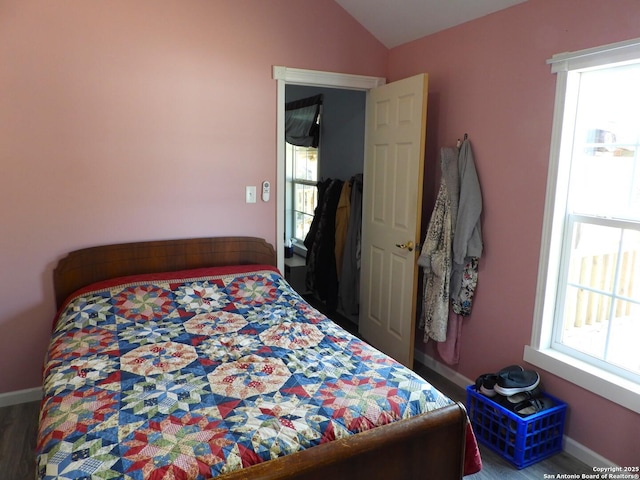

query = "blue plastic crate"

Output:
[[466, 385, 567, 469]]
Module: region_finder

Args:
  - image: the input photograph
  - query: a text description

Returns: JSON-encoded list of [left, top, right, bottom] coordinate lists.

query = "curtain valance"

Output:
[[285, 94, 323, 147]]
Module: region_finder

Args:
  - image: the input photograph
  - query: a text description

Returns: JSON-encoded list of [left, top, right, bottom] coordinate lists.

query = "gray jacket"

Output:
[[450, 139, 483, 298]]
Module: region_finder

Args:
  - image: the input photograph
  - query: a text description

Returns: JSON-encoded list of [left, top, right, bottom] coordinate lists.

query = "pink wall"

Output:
[[2, 0, 637, 467], [0, 0, 386, 393], [389, 0, 640, 466]]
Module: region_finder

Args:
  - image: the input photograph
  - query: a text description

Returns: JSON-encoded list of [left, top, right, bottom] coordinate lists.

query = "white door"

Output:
[[359, 74, 428, 368]]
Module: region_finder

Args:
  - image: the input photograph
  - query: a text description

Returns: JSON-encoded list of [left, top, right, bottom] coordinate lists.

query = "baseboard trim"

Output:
[[563, 437, 618, 469], [413, 349, 618, 468], [0, 387, 42, 408]]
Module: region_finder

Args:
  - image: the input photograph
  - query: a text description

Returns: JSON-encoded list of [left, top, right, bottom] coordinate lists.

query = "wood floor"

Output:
[[1, 364, 593, 480], [0, 400, 40, 480]]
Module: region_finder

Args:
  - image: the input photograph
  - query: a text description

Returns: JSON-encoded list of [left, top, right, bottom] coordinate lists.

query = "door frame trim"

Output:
[[272, 66, 386, 273]]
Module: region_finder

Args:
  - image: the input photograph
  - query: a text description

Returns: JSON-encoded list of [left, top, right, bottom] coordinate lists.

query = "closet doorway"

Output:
[[274, 67, 383, 327], [283, 84, 366, 326]]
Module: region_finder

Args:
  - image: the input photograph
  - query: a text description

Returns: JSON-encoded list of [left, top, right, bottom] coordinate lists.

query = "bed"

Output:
[[37, 236, 481, 480]]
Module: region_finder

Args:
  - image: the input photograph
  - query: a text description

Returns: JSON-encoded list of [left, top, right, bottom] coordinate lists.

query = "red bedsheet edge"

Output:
[[465, 421, 483, 475]]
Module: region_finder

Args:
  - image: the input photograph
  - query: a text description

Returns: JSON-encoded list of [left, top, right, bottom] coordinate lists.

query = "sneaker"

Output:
[[499, 365, 524, 374], [475, 373, 498, 397], [494, 370, 540, 396]]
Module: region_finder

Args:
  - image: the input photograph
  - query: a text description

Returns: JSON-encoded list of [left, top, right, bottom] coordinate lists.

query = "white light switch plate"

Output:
[[246, 186, 257, 203]]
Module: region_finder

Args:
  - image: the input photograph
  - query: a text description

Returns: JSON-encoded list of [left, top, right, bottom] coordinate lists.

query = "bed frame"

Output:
[[52, 236, 469, 480]]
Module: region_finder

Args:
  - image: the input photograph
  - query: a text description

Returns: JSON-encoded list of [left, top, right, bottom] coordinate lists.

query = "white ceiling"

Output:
[[334, 0, 527, 48]]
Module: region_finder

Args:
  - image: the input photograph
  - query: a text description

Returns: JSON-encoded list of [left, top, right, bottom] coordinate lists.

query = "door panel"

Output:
[[388, 253, 408, 338], [359, 74, 428, 368]]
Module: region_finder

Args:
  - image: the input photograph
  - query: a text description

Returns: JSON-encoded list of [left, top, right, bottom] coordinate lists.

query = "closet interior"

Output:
[[283, 84, 366, 328]]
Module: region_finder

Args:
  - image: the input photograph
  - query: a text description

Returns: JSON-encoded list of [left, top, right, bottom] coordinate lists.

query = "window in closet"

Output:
[[287, 143, 318, 243]]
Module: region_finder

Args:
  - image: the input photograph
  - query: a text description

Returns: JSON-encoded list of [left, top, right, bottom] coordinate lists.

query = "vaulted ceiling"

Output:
[[333, 0, 527, 48]]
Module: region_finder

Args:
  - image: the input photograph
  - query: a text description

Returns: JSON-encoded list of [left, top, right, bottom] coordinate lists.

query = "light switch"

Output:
[[246, 186, 257, 203]]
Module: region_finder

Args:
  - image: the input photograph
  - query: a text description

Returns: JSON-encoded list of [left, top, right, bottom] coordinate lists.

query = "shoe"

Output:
[[513, 396, 555, 416], [475, 365, 523, 397], [499, 365, 524, 374], [494, 369, 540, 396], [475, 373, 498, 397], [506, 386, 543, 404]]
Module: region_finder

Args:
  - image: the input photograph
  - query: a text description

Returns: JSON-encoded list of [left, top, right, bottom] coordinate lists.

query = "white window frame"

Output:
[[285, 143, 319, 249], [524, 37, 640, 414]]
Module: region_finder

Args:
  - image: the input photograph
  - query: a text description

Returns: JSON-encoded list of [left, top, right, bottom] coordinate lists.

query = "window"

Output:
[[286, 143, 318, 243], [525, 38, 640, 413], [284, 93, 322, 249]]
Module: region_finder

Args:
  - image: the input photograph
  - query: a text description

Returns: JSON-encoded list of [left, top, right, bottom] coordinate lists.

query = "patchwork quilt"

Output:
[[37, 266, 455, 479]]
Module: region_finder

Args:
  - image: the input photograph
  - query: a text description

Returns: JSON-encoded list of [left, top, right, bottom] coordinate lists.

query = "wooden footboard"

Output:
[[219, 402, 468, 480]]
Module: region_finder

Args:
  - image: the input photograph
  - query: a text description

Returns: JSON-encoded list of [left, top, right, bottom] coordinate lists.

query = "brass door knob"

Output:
[[395, 241, 414, 252]]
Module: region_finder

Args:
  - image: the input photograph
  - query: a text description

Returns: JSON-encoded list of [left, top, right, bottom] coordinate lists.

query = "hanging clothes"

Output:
[[304, 175, 362, 316], [418, 147, 459, 342], [304, 178, 344, 312], [304, 178, 330, 296], [334, 180, 352, 281], [339, 174, 363, 316], [419, 137, 483, 361], [450, 138, 483, 315]]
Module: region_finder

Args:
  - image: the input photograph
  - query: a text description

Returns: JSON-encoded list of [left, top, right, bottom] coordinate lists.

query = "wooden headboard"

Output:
[[53, 236, 277, 309]]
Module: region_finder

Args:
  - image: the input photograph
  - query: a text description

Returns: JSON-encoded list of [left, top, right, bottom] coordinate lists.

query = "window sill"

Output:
[[523, 345, 640, 414], [292, 242, 307, 258]]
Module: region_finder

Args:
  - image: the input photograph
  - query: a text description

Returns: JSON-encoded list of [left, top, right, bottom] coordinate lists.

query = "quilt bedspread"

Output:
[[37, 266, 454, 479]]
